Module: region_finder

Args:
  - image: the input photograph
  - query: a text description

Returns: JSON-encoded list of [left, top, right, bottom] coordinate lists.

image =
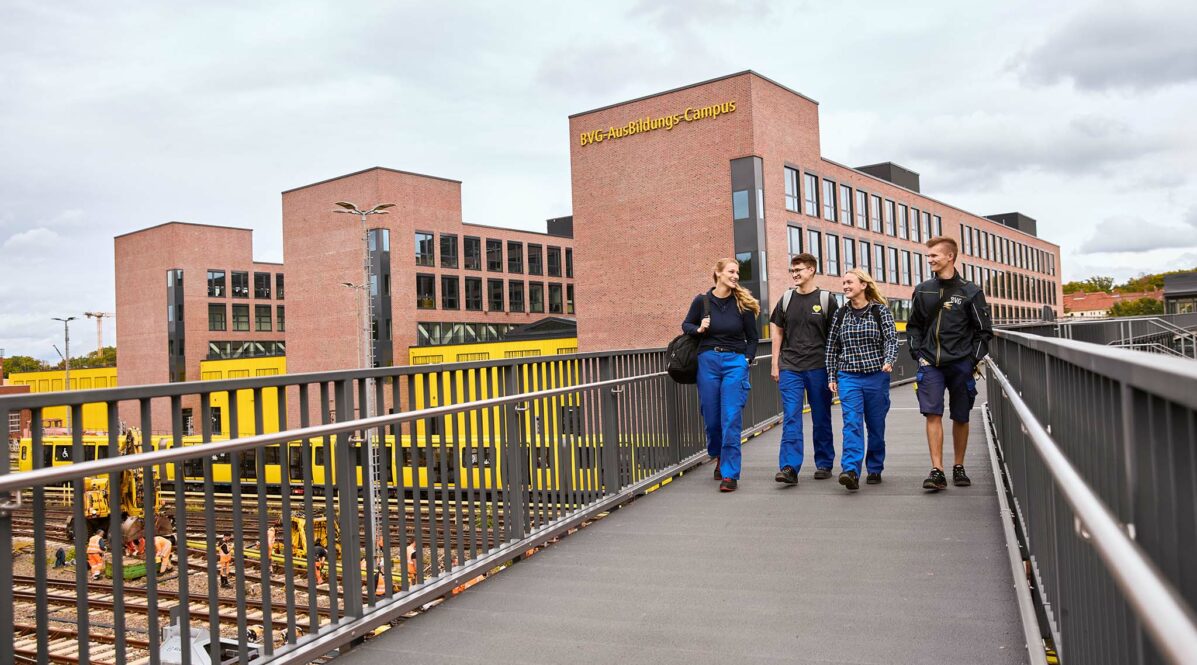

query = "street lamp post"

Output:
[[52, 316, 77, 431], [332, 201, 394, 546]]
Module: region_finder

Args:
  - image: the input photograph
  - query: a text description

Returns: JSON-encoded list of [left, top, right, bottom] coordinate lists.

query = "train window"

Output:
[[401, 446, 429, 467], [534, 448, 553, 469], [464, 446, 494, 468], [184, 458, 205, 478], [212, 452, 231, 465], [97, 446, 109, 458], [264, 445, 280, 466], [314, 446, 325, 466], [429, 448, 457, 484], [42, 446, 53, 468], [383, 445, 394, 481], [240, 449, 257, 479], [85, 447, 98, 461], [289, 445, 305, 480]]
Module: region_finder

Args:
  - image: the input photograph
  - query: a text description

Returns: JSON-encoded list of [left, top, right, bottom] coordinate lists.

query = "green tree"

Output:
[[2, 355, 49, 377], [1109, 298, 1164, 318], [52, 346, 117, 370], [1082, 275, 1115, 292]]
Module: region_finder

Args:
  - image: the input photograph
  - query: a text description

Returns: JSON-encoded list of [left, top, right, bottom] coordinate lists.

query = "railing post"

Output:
[[598, 356, 621, 495], [333, 379, 363, 622], [665, 381, 682, 466], [501, 366, 528, 542], [0, 404, 13, 665]]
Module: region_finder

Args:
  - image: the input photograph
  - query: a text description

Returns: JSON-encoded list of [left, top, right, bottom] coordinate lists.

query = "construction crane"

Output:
[[84, 311, 114, 356]]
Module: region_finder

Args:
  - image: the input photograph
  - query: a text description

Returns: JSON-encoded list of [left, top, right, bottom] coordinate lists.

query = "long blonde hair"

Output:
[[844, 268, 887, 306], [711, 258, 761, 315]]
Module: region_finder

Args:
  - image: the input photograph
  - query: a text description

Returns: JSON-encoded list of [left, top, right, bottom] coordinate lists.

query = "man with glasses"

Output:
[[769, 253, 839, 485]]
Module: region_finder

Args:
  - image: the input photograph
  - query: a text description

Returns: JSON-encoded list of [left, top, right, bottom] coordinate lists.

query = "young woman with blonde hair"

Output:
[[825, 268, 898, 491], [681, 258, 761, 492]]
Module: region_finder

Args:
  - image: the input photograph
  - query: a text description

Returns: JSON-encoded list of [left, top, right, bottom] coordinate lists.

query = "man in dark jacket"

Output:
[[907, 236, 993, 491]]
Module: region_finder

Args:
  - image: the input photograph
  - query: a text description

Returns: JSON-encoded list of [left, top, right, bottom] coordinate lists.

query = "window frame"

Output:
[[415, 231, 435, 267], [440, 234, 459, 269]]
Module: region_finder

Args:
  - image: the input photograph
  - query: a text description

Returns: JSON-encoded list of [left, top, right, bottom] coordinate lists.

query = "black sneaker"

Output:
[[813, 468, 833, 480], [923, 468, 947, 491], [719, 478, 738, 492], [775, 466, 798, 485], [866, 473, 882, 485], [713, 458, 722, 480], [953, 465, 972, 487], [838, 471, 859, 491]]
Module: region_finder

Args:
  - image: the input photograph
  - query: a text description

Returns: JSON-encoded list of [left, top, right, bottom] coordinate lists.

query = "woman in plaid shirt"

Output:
[[825, 268, 899, 491]]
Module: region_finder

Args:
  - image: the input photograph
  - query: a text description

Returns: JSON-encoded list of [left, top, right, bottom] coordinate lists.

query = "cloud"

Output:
[[1079, 212, 1197, 254], [1013, 4, 1197, 92], [864, 111, 1167, 190], [3, 227, 60, 251]]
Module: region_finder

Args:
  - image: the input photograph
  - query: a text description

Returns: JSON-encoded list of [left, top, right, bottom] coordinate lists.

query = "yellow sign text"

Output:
[[579, 101, 737, 147]]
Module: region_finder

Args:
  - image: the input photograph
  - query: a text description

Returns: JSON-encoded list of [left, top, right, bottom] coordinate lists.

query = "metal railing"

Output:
[[986, 329, 1197, 664], [0, 346, 786, 665], [1057, 314, 1197, 358]]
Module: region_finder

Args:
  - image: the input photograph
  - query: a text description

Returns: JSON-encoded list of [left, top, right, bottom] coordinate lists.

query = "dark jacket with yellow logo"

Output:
[[907, 271, 993, 367]]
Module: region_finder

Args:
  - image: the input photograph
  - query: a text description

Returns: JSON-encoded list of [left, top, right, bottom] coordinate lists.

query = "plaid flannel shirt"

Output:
[[825, 303, 899, 375]]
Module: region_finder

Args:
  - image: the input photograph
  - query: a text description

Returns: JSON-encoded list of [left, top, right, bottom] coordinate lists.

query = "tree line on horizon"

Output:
[[2, 346, 116, 378]]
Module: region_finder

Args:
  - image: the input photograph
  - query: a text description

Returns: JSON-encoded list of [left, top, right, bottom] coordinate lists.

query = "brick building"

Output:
[[280, 167, 575, 376], [569, 71, 1063, 351], [1064, 289, 1163, 318]]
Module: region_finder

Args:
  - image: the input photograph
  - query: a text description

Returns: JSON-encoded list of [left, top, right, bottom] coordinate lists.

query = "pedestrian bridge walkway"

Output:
[[340, 382, 1029, 665]]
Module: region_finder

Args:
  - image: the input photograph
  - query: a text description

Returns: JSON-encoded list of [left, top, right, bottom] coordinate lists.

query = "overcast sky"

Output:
[[2, 0, 1195, 361]]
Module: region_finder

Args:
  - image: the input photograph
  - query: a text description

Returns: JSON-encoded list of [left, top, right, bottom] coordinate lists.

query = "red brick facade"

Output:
[[570, 71, 1063, 351]]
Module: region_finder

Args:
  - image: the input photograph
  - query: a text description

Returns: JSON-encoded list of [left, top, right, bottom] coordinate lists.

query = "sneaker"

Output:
[[923, 468, 947, 491], [813, 468, 833, 480], [775, 466, 798, 485], [838, 471, 859, 491], [952, 465, 972, 487], [719, 478, 738, 492], [866, 473, 882, 485], [713, 458, 722, 480]]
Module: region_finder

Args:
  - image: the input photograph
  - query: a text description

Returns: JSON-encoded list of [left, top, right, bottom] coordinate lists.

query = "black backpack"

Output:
[[666, 294, 711, 384]]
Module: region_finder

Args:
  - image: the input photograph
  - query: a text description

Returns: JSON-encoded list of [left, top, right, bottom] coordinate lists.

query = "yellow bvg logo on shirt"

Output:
[[812, 305, 822, 313]]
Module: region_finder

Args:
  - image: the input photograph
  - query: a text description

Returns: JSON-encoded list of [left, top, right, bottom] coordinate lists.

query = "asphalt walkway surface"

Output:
[[339, 381, 1028, 665]]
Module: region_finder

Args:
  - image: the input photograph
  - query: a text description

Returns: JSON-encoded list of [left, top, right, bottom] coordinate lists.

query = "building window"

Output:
[[873, 244, 885, 283], [869, 195, 882, 233], [920, 212, 931, 243], [232, 304, 250, 331], [416, 274, 436, 309], [509, 281, 525, 312], [909, 208, 921, 242], [788, 225, 803, 256], [839, 184, 852, 226], [441, 276, 459, 310], [822, 179, 837, 222], [529, 282, 545, 313], [808, 229, 822, 274], [735, 251, 756, 281], [933, 215, 943, 237], [884, 200, 896, 236], [528, 244, 543, 275], [854, 190, 868, 229], [732, 190, 750, 220], [803, 173, 819, 216], [465, 277, 483, 311], [207, 270, 226, 297], [277, 305, 285, 332], [208, 303, 226, 331], [567, 284, 575, 314], [962, 225, 973, 256], [253, 272, 271, 299], [464, 236, 481, 270], [488, 279, 504, 311], [255, 304, 272, 331], [486, 238, 503, 271], [416, 232, 435, 267], [547, 246, 562, 277], [276, 274, 285, 300], [507, 241, 523, 273], [913, 253, 924, 284], [826, 234, 839, 275], [887, 247, 899, 284], [859, 240, 871, 274], [440, 234, 458, 269], [548, 283, 564, 314], [900, 250, 912, 286], [231, 271, 249, 298], [784, 167, 800, 212], [565, 248, 573, 278], [368, 227, 390, 251], [843, 237, 856, 271]]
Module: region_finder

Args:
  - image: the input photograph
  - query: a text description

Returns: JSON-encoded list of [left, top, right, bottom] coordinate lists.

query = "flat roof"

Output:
[[282, 166, 461, 194], [569, 70, 819, 119], [460, 221, 568, 238], [114, 220, 254, 240]]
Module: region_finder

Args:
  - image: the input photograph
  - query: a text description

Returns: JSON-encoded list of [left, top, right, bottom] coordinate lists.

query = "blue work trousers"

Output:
[[837, 370, 890, 476], [778, 368, 835, 472], [697, 350, 751, 480]]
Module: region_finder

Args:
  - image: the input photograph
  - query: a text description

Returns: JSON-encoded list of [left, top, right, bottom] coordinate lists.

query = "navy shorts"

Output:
[[916, 358, 978, 423]]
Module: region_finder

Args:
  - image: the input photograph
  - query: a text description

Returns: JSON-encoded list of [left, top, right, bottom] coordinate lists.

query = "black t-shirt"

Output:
[[769, 289, 839, 372]]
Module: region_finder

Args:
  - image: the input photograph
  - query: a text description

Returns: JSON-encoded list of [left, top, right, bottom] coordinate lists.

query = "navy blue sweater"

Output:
[[681, 290, 760, 362]]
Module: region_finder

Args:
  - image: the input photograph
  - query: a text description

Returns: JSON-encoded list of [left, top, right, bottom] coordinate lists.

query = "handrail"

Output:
[[986, 358, 1197, 663], [0, 367, 666, 494]]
